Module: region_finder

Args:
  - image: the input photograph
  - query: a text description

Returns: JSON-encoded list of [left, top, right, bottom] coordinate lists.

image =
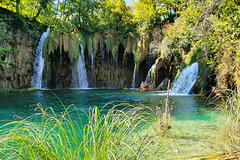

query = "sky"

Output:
[[125, 0, 134, 5]]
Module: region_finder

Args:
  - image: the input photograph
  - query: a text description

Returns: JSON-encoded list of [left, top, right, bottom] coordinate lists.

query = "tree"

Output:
[[132, 0, 180, 31], [0, 0, 20, 13], [32, 0, 52, 20], [71, 0, 100, 33], [16, 0, 20, 13], [96, 0, 135, 37]]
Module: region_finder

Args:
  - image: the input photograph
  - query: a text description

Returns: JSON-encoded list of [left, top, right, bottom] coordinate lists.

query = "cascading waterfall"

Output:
[[101, 38, 104, 58], [146, 64, 156, 83], [171, 62, 199, 94], [72, 44, 89, 88], [90, 38, 94, 87], [31, 27, 50, 89], [131, 64, 137, 88]]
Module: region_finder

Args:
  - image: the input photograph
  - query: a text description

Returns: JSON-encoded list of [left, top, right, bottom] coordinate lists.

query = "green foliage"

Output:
[[42, 35, 54, 59], [0, 88, 16, 93], [112, 44, 119, 60], [132, 0, 179, 33], [86, 35, 93, 57], [0, 87, 38, 93], [99, 0, 136, 38], [132, 38, 140, 63], [0, 7, 44, 36], [71, 0, 100, 33], [43, 33, 81, 64], [161, 0, 240, 93], [0, 21, 12, 68], [0, 0, 54, 21], [213, 90, 240, 148], [105, 34, 114, 53]]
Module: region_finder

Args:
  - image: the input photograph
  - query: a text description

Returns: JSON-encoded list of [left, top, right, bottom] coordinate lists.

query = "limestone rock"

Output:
[[137, 81, 155, 91], [156, 77, 169, 91], [0, 24, 40, 89]]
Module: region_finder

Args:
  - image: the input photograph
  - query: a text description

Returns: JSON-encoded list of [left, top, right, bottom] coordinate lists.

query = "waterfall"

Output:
[[149, 41, 152, 53], [31, 27, 50, 89], [131, 64, 136, 88], [72, 44, 89, 88], [146, 64, 156, 83], [149, 37, 153, 53], [171, 62, 198, 94], [101, 38, 104, 58], [90, 38, 94, 87]]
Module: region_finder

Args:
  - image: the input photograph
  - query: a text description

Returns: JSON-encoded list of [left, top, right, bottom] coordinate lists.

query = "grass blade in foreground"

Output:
[[0, 103, 167, 159]]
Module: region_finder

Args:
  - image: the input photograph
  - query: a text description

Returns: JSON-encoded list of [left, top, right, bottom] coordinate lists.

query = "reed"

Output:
[[0, 102, 167, 159], [219, 90, 240, 148]]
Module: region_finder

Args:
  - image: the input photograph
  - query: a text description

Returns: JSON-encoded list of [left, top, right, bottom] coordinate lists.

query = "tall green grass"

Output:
[[0, 102, 168, 159], [219, 90, 240, 148]]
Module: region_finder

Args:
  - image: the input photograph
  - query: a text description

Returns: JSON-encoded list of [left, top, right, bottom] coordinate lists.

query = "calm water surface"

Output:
[[0, 89, 216, 123]]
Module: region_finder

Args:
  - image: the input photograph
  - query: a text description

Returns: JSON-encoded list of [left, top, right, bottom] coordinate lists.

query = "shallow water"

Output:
[[0, 89, 217, 123], [0, 89, 228, 158]]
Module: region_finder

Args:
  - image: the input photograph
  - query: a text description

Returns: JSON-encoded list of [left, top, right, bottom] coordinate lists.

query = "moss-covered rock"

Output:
[[0, 15, 42, 89]]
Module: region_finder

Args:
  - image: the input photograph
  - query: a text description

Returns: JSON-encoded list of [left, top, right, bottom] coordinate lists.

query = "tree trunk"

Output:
[[16, 0, 20, 13]]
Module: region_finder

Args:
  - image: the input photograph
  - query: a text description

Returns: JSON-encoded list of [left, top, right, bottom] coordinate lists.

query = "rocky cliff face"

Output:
[[0, 28, 141, 89], [89, 44, 135, 88], [0, 15, 153, 90], [42, 33, 137, 89], [0, 25, 40, 89], [42, 34, 79, 88]]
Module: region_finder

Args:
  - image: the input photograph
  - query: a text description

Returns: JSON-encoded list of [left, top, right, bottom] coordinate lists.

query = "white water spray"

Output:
[[31, 27, 50, 89], [171, 62, 199, 94], [72, 44, 89, 88], [131, 64, 136, 88], [90, 38, 94, 87], [146, 64, 156, 83]]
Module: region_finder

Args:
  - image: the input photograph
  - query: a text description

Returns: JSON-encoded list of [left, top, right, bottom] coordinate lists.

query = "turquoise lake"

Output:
[[0, 89, 217, 124], [0, 89, 227, 159]]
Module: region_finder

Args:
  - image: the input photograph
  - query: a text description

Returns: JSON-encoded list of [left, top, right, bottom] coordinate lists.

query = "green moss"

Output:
[[48, 36, 55, 55], [105, 34, 113, 53], [42, 37, 48, 59], [76, 33, 87, 50], [198, 59, 212, 94], [67, 34, 80, 63], [183, 44, 202, 66], [76, 33, 83, 44], [0, 22, 12, 68], [112, 44, 119, 60], [73, 45, 79, 59], [0, 88, 16, 93], [86, 36, 93, 56], [132, 38, 139, 62], [42, 34, 55, 59], [0, 87, 38, 93]]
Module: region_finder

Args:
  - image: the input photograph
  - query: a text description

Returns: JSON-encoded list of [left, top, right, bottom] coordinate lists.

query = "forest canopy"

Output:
[[0, 0, 178, 35]]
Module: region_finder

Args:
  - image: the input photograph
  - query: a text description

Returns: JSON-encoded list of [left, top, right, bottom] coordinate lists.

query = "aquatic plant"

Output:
[[0, 102, 168, 159]]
